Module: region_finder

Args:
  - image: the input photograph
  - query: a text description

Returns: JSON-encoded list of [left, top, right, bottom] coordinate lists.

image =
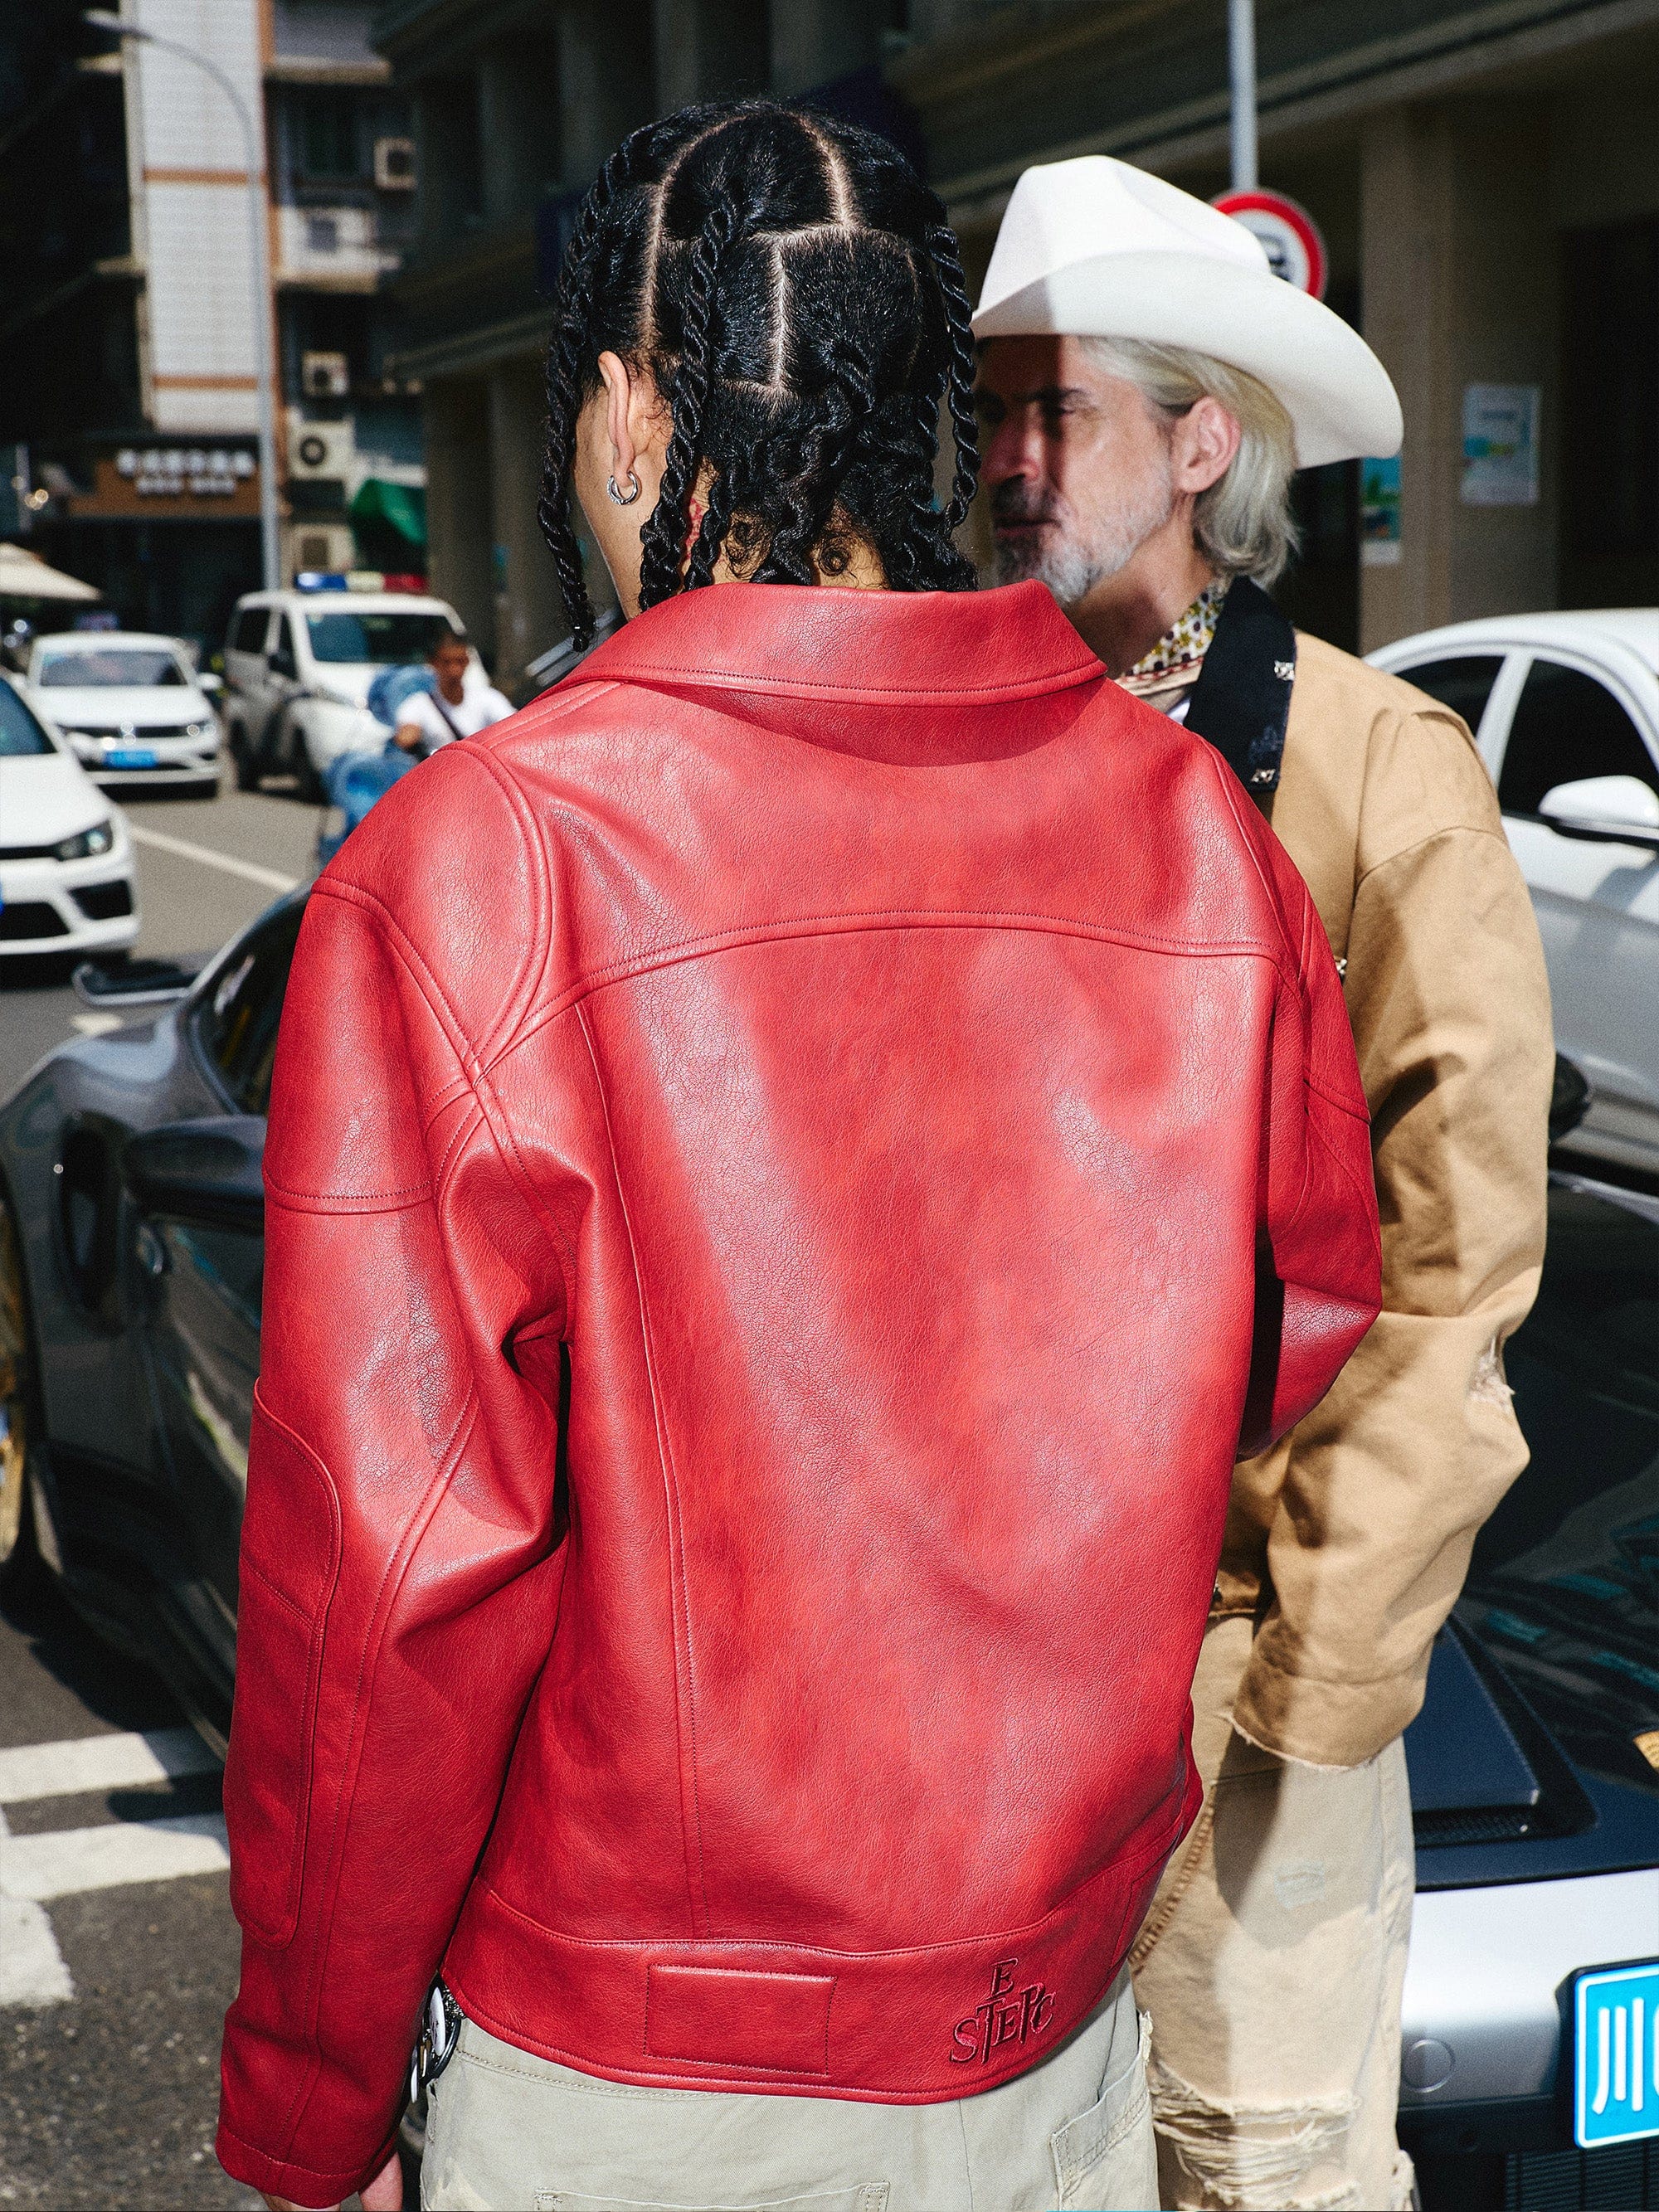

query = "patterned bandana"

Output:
[[1117, 578, 1230, 716]]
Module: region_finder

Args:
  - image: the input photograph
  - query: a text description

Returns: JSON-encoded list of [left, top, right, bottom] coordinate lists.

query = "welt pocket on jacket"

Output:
[[222, 1393, 341, 1948]]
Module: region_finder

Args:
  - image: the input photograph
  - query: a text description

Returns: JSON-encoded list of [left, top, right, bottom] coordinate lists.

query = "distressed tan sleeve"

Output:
[[1229, 712, 1553, 1767]]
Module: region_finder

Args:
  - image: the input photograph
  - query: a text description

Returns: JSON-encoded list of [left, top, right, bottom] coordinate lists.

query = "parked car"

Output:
[[0, 677, 139, 960], [21, 630, 222, 794], [0, 898, 1653, 2212], [1369, 614, 1659, 1179], [221, 589, 467, 800]]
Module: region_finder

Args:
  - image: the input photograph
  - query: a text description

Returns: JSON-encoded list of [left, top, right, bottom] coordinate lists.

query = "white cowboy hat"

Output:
[[973, 156, 1403, 469]]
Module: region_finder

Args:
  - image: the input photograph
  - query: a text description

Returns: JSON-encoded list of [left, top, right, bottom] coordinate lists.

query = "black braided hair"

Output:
[[538, 100, 979, 646]]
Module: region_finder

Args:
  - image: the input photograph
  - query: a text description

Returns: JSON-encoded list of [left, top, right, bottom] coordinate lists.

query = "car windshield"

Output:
[[304, 611, 450, 665], [0, 683, 56, 756], [1461, 1176, 1659, 1792], [37, 647, 187, 688]]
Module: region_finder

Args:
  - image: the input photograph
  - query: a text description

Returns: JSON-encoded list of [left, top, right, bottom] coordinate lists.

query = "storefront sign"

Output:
[[1361, 455, 1402, 566], [1212, 188, 1328, 299], [68, 445, 261, 521], [1461, 385, 1540, 506]]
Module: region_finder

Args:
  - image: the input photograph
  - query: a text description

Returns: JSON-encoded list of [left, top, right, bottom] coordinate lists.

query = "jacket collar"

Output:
[[577, 581, 1104, 703]]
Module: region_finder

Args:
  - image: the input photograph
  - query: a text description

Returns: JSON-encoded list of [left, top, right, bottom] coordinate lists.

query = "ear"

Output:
[[1170, 396, 1243, 498], [596, 351, 638, 485]]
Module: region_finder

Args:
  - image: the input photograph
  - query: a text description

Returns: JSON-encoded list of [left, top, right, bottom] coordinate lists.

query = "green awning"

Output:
[[350, 478, 426, 547]]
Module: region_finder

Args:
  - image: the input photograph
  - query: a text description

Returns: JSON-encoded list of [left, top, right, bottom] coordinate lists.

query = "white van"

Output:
[[222, 588, 469, 800]]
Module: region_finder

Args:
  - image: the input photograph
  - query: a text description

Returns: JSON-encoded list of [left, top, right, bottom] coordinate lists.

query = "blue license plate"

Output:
[[105, 747, 157, 768], [1575, 1961, 1659, 2146]]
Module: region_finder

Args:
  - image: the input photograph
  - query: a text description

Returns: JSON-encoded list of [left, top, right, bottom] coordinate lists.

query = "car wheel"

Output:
[[0, 1189, 40, 1587], [230, 717, 260, 793], [284, 715, 324, 805]]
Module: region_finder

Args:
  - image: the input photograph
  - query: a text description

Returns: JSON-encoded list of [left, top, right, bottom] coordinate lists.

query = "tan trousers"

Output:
[[421, 1966, 1156, 2212], [1130, 1616, 1416, 2212]]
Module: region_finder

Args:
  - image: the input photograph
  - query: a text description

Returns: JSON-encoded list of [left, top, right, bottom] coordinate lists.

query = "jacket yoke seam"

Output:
[[491, 913, 1297, 1067], [562, 660, 1103, 705], [443, 740, 553, 1059], [277, 1391, 482, 2166], [575, 999, 710, 1939]]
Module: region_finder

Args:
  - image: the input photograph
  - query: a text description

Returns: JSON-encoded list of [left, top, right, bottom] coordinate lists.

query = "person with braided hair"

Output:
[[216, 100, 1380, 2212]]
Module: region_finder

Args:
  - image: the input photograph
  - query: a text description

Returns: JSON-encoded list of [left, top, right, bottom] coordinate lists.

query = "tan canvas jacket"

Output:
[[1220, 633, 1554, 1768]]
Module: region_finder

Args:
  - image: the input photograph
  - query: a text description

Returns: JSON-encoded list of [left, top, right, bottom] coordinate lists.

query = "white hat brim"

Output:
[[972, 252, 1403, 469]]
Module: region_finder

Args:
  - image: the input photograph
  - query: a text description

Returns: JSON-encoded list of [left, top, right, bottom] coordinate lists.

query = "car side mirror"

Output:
[[197, 670, 223, 695], [1537, 774, 1659, 852], [124, 1116, 265, 1235], [73, 956, 198, 1008]]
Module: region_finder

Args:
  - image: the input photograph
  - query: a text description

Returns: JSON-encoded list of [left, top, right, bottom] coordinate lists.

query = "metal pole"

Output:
[[87, 13, 280, 588], [1228, 0, 1258, 193]]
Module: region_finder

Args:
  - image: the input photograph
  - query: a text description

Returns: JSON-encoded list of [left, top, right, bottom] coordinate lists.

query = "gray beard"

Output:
[[993, 468, 1175, 608]]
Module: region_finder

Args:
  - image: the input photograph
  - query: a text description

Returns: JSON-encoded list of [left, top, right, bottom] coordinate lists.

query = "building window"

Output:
[[1561, 220, 1659, 606], [295, 89, 362, 182]]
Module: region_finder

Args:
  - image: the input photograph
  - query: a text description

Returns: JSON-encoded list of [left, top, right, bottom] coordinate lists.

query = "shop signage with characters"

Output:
[[67, 441, 261, 520]]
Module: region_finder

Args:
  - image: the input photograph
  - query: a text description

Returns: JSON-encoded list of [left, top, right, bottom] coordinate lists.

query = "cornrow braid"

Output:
[[924, 222, 979, 533], [538, 134, 649, 649], [636, 195, 743, 612], [538, 99, 980, 644]]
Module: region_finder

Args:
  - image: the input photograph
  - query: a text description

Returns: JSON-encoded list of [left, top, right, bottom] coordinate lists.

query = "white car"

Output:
[[0, 678, 139, 958], [1369, 612, 1659, 1178], [23, 631, 222, 794], [221, 589, 469, 800]]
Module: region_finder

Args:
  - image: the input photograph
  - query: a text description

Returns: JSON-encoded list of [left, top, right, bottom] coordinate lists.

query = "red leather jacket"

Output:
[[216, 581, 1379, 2206]]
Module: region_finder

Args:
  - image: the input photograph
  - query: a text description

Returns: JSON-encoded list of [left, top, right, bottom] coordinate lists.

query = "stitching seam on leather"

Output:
[[473, 1770, 1189, 1962], [567, 657, 1102, 702], [492, 916, 1295, 1068], [575, 1001, 708, 1937], [276, 1390, 480, 2166]]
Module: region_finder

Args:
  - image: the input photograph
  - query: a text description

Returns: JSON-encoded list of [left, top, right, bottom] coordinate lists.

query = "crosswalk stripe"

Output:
[[0, 1895, 74, 2005], [0, 1727, 218, 1806], [0, 1812, 230, 1902]]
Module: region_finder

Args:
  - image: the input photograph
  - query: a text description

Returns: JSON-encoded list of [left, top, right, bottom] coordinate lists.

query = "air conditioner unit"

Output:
[[289, 419, 354, 481], [301, 350, 350, 401], [374, 136, 416, 191]]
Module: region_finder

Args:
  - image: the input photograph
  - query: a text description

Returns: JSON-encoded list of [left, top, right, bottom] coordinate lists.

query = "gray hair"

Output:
[[1082, 338, 1300, 587]]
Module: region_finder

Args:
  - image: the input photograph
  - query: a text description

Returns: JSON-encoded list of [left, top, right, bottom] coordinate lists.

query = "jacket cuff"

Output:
[[1229, 1644, 1426, 1769], [215, 2117, 399, 2210]]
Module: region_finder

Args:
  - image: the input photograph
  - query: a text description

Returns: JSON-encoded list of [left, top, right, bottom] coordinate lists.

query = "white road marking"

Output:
[[128, 824, 299, 893], [0, 1812, 230, 1902], [0, 1727, 218, 1806], [0, 1895, 74, 2005], [0, 1728, 229, 2001], [69, 1011, 124, 1037]]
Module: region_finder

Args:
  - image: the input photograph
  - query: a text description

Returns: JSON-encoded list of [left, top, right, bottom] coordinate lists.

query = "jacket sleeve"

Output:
[[1230, 754, 1553, 1767], [215, 849, 575, 2205], [1239, 809, 1382, 1459]]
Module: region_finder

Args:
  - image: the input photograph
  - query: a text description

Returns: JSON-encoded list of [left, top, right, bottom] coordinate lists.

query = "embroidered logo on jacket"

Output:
[[948, 1957, 1056, 2065]]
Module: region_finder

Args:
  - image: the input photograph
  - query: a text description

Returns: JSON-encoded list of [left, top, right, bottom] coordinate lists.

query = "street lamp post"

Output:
[[85, 9, 280, 590], [1228, 0, 1259, 193]]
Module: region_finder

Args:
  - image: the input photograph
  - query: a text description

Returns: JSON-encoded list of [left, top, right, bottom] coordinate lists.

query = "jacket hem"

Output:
[[440, 1757, 1199, 2104], [213, 2116, 398, 2211]]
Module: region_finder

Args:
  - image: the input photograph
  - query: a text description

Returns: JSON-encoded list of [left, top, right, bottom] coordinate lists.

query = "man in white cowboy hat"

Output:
[[974, 157, 1554, 2210]]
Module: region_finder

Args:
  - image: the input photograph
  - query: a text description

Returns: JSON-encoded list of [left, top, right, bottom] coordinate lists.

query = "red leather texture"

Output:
[[216, 581, 1379, 2206]]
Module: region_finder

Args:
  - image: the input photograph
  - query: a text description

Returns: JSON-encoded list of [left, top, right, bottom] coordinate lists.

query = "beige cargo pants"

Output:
[[1129, 1616, 1417, 2211], [421, 1965, 1157, 2212]]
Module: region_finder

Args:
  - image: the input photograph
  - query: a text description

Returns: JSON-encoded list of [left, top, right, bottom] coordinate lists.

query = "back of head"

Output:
[[539, 100, 979, 645]]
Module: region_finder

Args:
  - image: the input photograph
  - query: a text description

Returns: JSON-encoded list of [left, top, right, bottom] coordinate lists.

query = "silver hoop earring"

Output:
[[607, 470, 641, 507]]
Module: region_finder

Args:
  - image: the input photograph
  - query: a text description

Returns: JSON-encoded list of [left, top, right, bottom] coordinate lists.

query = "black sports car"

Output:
[[0, 893, 1654, 2211]]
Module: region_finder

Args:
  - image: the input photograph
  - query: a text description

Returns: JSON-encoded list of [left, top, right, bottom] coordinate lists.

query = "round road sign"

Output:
[[1212, 188, 1328, 299]]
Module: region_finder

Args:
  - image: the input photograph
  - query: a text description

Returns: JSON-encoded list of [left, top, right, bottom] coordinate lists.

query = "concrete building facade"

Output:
[[0, 0, 423, 646], [373, 0, 1659, 676]]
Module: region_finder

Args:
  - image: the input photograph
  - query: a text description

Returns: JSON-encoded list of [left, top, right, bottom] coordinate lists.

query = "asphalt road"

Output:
[[0, 782, 319, 2210]]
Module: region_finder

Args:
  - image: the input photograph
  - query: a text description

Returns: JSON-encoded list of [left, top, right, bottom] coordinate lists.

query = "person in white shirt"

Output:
[[393, 628, 513, 754]]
